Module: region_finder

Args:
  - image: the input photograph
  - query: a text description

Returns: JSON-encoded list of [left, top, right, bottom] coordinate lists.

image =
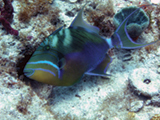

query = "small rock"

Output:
[[122, 54, 132, 61], [65, 11, 75, 17], [151, 0, 160, 4], [108, 117, 121, 120], [157, 67, 160, 74], [128, 100, 144, 112], [145, 99, 152, 106], [151, 95, 160, 107], [129, 68, 160, 97], [69, 0, 77, 3], [127, 112, 136, 119]]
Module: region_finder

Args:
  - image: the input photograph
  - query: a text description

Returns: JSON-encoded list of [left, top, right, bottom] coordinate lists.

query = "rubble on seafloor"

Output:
[[0, 0, 160, 119]]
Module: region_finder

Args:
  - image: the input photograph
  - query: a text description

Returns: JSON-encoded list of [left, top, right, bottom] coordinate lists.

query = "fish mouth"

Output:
[[23, 69, 35, 77]]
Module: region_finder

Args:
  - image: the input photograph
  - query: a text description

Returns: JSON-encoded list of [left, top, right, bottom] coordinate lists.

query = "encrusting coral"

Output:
[[151, 114, 160, 120], [86, 0, 115, 37], [18, 0, 60, 24]]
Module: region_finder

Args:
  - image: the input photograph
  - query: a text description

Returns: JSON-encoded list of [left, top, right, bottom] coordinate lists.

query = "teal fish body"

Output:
[[24, 26, 109, 86], [23, 4, 159, 86]]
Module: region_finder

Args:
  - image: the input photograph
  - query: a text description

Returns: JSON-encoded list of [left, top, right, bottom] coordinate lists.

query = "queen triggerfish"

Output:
[[23, 4, 158, 86]]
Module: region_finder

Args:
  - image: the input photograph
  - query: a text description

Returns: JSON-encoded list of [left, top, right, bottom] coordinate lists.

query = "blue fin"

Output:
[[86, 54, 112, 76], [111, 6, 159, 49], [70, 3, 100, 34]]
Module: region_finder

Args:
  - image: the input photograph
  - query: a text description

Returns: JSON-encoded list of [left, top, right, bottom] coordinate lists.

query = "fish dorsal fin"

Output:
[[70, 3, 100, 34]]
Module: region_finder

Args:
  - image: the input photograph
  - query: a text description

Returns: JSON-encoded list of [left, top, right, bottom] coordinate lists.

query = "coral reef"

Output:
[[0, 0, 160, 119], [18, 0, 61, 25], [128, 100, 144, 112], [18, 0, 50, 22], [86, 0, 115, 37], [0, 0, 18, 35]]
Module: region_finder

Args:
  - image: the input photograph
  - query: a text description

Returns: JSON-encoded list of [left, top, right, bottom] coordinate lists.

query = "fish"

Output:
[[23, 4, 158, 86]]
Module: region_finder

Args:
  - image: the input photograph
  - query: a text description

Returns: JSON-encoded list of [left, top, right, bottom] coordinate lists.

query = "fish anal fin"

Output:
[[86, 54, 112, 76]]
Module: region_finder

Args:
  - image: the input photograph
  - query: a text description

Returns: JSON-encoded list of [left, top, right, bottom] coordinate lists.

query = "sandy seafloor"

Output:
[[0, 0, 160, 119]]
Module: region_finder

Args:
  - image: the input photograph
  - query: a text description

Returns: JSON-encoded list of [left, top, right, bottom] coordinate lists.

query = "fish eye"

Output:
[[44, 45, 50, 51]]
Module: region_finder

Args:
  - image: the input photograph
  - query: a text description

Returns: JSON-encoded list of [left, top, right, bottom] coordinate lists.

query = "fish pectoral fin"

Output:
[[85, 54, 112, 76]]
